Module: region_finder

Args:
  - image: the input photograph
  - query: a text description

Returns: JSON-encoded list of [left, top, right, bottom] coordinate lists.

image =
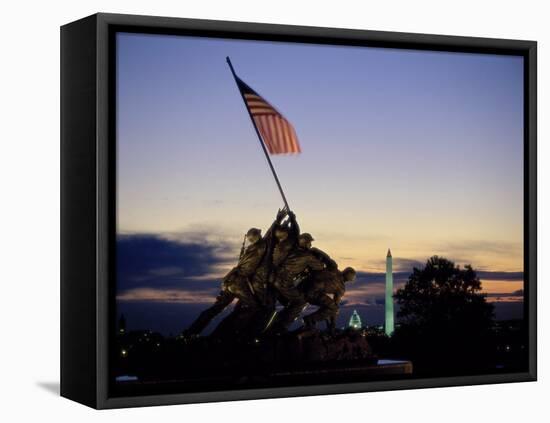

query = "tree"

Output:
[[393, 256, 495, 374]]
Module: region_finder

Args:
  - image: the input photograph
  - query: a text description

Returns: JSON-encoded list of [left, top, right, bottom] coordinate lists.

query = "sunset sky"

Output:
[[116, 32, 524, 334]]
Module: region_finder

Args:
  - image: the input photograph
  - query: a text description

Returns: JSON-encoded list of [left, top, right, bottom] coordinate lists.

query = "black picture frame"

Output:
[[61, 12, 537, 409]]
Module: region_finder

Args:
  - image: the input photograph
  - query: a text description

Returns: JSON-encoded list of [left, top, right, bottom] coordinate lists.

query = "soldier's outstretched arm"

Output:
[[288, 210, 300, 240], [264, 208, 287, 240]]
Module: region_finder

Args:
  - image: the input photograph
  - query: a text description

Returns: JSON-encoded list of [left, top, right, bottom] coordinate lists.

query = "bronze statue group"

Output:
[[184, 208, 357, 342]]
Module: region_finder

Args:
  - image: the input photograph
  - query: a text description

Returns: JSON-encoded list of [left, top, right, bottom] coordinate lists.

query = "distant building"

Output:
[[348, 310, 362, 329], [385, 249, 395, 336]]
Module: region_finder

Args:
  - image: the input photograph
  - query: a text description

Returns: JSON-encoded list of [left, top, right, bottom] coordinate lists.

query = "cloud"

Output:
[[355, 271, 410, 284], [477, 271, 523, 281], [340, 296, 385, 307], [365, 258, 425, 274], [486, 297, 523, 304], [148, 266, 185, 277], [117, 287, 218, 304], [437, 240, 522, 257], [485, 291, 523, 298], [345, 266, 523, 309], [392, 258, 425, 272], [485, 289, 524, 303], [117, 233, 234, 292]]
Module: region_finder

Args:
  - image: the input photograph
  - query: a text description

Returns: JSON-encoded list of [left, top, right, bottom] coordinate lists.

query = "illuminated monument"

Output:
[[385, 249, 395, 336], [348, 310, 362, 329]]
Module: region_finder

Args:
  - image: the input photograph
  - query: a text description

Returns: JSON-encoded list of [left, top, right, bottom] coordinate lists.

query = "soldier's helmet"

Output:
[[246, 228, 262, 237], [342, 267, 357, 282], [299, 233, 315, 242]]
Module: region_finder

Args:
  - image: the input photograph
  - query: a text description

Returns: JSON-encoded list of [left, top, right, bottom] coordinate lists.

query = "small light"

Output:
[[121, 349, 128, 358]]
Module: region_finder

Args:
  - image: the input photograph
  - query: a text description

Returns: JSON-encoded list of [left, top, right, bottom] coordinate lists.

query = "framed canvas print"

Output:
[[60, 13, 537, 409]]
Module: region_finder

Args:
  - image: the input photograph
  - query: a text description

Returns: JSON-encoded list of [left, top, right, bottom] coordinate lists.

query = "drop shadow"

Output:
[[36, 381, 60, 396]]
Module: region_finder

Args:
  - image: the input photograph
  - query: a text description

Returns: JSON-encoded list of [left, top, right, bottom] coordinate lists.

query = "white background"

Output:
[[1, 0, 547, 421]]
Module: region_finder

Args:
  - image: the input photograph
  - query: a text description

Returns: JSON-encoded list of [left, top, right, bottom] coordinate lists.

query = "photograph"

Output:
[[112, 31, 528, 396], [2, 0, 546, 420]]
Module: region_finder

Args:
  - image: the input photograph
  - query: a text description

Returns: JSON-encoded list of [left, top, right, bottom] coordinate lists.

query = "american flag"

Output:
[[236, 77, 301, 155]]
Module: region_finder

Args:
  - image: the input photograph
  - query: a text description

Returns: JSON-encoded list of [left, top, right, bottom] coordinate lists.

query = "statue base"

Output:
[[114, 329, 412, 396]]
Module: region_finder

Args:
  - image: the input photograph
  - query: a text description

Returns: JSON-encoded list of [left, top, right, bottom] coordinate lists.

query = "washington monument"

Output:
[[385, 249, 394, 336]]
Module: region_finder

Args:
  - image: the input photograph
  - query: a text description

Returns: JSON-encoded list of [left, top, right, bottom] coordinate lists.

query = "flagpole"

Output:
[[226, 56, 290, 211]]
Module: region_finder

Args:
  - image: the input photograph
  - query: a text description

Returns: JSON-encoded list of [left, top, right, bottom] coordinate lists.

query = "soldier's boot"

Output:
[[285, 300, 308, 329], [269, 279, 307, 333]]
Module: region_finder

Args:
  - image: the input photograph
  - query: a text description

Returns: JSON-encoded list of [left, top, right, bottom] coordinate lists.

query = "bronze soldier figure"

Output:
[[298, 233, 338, 271], [211, 209, 288, 339], [271, 210, 299, 268], [248, 208, 287, 307], [267, 212, 326, 333], [183, 227, 266, 337], [301, 267, 357, 331]]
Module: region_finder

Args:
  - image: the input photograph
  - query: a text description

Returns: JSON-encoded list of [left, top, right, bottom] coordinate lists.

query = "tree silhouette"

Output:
[[393, 256, 495, 375]]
